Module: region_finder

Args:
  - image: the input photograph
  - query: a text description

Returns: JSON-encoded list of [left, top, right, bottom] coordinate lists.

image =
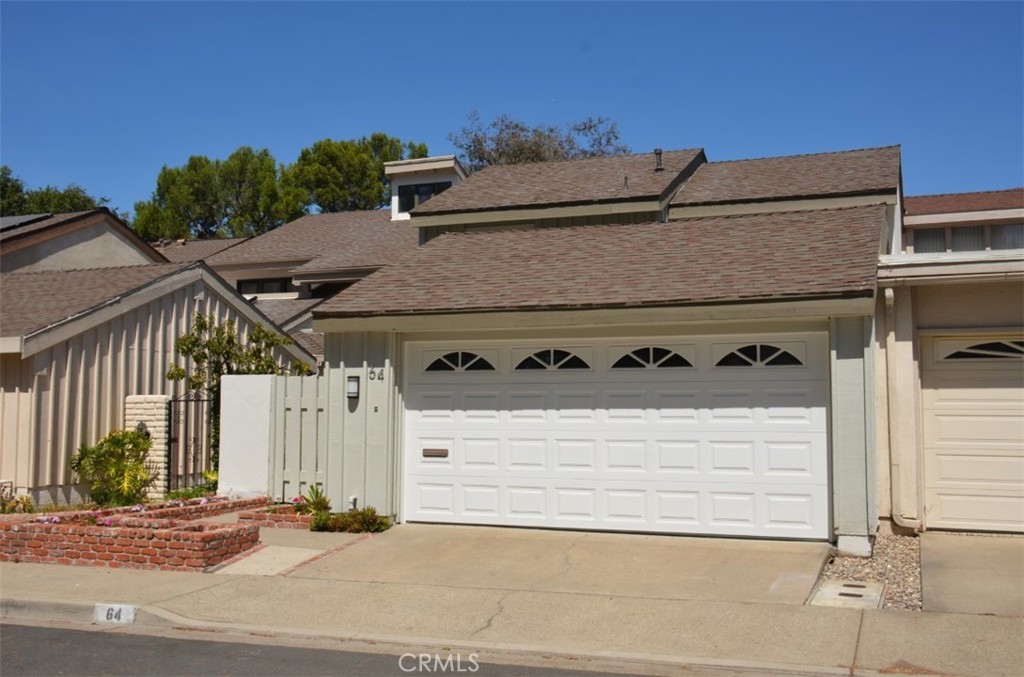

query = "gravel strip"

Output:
[[822, 532, 922, 611]]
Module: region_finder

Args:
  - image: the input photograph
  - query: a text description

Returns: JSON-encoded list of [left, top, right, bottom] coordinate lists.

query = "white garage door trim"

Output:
[[403, 333, 830, 539], [922, 335, 1024, 532]]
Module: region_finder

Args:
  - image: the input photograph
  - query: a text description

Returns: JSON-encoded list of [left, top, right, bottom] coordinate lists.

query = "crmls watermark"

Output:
[[398, 653, 480, 673]]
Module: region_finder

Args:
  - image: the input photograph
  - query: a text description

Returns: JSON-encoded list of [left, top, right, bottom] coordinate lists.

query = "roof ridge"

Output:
[[705, 144, 900, 166], [472, 147, 705, 173], [0, 262, 191, 277], [906, 187, 1024, 199], [436, 203, 887, 240]]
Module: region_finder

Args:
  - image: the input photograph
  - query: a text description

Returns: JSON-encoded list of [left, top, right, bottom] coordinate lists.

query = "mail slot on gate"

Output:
[[422, 448, 449, 458]]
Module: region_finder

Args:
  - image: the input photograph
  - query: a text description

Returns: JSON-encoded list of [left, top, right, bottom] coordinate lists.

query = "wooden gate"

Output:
[[270, 375, 328, 502]]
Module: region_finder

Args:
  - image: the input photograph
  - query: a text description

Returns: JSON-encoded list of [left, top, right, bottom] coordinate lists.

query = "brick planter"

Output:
[[0, 518, 259, 572], [0, 496, 270, 526], [237, 506, 313, 530]]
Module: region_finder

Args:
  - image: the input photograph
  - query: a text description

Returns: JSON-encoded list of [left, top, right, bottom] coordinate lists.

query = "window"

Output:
[[426, 351, 495, 372], [944, 340, 1024, 360], [992, 224, 1024, 250], [398, 182, 452, 212], [515, 349, 590, 371], [237, 278, 297, 294], [612, 347, 692, 369], [909, 223, 1024, 253], [716, 344, 803, 367]]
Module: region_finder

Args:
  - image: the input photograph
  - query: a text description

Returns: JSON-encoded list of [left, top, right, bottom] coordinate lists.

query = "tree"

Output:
[[1, 165, 110, 216], [1, 166, 27, 215], [289, 133, 428, 212], [448, 111, 630, 172], [166, 313, 312, 467], [133, 147, 304, 241]]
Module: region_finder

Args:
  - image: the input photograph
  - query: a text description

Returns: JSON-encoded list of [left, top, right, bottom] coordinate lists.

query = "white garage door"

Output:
[[403, 334, 830, 539], [922, 336, 1024, 532]]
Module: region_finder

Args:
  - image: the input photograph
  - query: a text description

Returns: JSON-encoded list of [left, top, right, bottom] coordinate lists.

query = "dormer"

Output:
[[384, 155, 467, 221]]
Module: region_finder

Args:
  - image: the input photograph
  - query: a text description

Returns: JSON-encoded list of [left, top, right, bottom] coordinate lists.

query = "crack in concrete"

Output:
[[528, 532, 586, 591], [469, 589, 514, 639]]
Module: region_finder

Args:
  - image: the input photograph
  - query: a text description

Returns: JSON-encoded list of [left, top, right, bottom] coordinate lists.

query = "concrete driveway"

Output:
[[921, 533, 1024, 616], [292, 523, 830, 605]]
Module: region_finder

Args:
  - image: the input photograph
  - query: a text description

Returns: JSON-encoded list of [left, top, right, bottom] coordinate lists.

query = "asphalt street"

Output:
[[0, 623, 671, 677]]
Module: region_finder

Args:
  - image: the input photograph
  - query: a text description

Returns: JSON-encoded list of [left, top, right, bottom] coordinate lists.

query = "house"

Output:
[[305, 146, 914, 554], [0, 211, 316, 504], [0, 208, 167, 272], [876, 188, 1023, 533]]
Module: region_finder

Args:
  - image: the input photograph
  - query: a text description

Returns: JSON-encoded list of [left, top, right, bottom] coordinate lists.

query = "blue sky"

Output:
[[2, 1, 1022, 217]]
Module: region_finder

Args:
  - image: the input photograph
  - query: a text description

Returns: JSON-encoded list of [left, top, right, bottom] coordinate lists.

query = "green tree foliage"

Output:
[[1, 166, 27, 214], [167, 314, 312, 467], [289, 132, 428, 212], [1, 165, 110, 216], [70, 429, 155, 506], [132, 147, 304, 241], [448, 111, 630, 172]]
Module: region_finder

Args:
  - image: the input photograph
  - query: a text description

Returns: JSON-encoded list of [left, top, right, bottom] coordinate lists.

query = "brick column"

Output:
[[125, 395, 171, 500]]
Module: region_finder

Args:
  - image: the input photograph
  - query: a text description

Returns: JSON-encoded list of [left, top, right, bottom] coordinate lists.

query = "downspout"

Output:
[[883, 287, 922, 530]]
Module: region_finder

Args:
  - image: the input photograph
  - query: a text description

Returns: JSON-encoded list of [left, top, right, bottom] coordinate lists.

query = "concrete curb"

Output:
[[2, 595, 871, 677]]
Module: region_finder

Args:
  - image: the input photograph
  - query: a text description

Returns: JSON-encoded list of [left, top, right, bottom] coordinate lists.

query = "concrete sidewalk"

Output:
[[2, 525, 1023, 677]]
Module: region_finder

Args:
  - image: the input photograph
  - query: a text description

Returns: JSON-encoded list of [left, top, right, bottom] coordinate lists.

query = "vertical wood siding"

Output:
[[0, 279, 300, 500]]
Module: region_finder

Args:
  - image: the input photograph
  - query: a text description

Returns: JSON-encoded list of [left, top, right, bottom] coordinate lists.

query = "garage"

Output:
[[921, 336, 1024, 532], [403, 333, 830, 539]]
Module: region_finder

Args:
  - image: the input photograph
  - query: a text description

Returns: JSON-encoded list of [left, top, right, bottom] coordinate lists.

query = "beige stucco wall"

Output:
[[875, 279, 1024, 528], [0, 277, 303, 505], [1, 221, 155, 273], [915, 281, 1024, 329]]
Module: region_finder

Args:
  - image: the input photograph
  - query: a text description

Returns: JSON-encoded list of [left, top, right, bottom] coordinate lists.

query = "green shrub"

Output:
[[165, 486, 214, 501], [69, 429, 156, 506], [294, 485, 331, 515], [308, 506, 390, 533], [0, 494, 33, 514]]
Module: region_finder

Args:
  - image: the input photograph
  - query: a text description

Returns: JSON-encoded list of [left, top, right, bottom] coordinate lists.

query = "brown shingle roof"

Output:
[[1, 263, 191, 337], [290, 217, 419, 275], [411, 149, 706, 215], [672, 146, 901, 206], [253, 297, 324, 326], [290, 331, 324, 358], [0, 210, 103, 242], [316, 205, 885, 318], [904, 188, 1024, 216], [155, 238, 249, 263], [206, 211, 392, 266]]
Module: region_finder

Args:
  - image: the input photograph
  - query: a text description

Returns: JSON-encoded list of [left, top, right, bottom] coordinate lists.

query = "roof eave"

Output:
[[313, 292, 876, 333]]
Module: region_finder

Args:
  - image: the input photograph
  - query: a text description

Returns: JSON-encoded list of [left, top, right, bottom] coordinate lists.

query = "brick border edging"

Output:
[[0, 496, 269, 572], [0, 519, 259, 572], [236, 506, 313, 530]]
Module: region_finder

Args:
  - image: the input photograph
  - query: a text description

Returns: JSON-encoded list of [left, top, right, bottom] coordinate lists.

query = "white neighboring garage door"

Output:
[[922, 336, 1024, 532], [403, 334, 830, 539]]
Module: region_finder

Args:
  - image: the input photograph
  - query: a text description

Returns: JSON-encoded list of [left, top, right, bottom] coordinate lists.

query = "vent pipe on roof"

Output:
[[654, 148, 664, 171]]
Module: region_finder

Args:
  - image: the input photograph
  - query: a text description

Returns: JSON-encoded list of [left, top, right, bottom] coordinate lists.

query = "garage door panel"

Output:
[[405, 480, 828, 537], [922, 335, 1024, 532], [932, 454, 1024, 487], [405, 335, 829, 539]]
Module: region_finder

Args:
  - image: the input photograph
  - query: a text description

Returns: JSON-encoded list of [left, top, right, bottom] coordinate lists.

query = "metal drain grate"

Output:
[[809, 580, 885, 609]]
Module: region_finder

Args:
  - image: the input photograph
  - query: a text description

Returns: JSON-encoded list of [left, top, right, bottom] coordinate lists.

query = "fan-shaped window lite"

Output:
[[716, 344, 803, 367], [426, 352, 496, 372], [515, 349, 590, 371], [612, 347, 693, 369], [945, 341, 1024, 360]]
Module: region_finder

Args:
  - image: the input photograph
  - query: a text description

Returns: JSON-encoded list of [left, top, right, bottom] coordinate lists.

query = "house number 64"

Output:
[[368, 368, 385, 381]]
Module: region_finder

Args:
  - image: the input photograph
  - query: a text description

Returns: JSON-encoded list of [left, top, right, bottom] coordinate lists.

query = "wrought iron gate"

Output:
[[167, 392, 213, 490]]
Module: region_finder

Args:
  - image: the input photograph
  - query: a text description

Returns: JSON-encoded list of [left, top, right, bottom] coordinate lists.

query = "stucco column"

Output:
[[125, 395, 171, 500], [830, 316, 875, 556]]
